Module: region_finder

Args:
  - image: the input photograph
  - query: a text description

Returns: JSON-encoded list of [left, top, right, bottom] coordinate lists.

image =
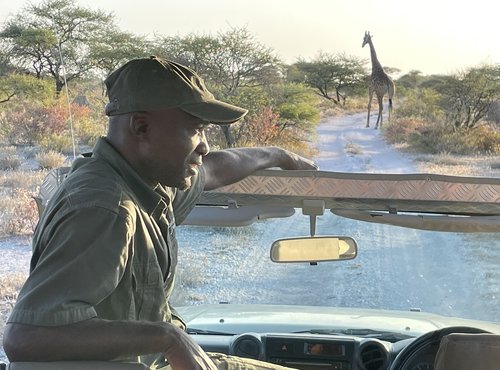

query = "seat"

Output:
[[434, 333, 500, 370], [33, 166, 71, 216], [7, 361, 148, 369]]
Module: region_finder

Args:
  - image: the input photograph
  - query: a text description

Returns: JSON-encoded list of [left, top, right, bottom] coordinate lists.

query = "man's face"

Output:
[[138, 108, 210, 190]]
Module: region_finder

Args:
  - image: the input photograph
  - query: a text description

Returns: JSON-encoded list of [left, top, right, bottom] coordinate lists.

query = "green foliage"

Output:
[[224, 86, 273, 117], [0, 74, 54, 104], [38, 133, 75, 153], [390, 64, 500, 155], [88, 30, 150, 77], [0, 0, 116, 92], [394, 87, 444, 123], [293, 52, 366, 105], [154, 27, 282, 96], [435, 65, 500, 130], [269, 83, 320, 131], [396, 70, 424, 90]]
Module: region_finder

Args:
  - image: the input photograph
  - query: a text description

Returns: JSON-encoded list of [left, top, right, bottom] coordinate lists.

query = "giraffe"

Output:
[[362, 31, 395, 129]]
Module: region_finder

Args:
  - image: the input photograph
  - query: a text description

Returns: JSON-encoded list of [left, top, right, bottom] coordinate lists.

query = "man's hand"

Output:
[[203, 147, 319, 190], [278, 149, 319, 171], [164, 324, 217, 370]]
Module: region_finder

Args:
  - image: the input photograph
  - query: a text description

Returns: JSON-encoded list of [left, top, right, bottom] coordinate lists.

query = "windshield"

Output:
[[174, 210, 500, 323], [171, 114, 500, 326]]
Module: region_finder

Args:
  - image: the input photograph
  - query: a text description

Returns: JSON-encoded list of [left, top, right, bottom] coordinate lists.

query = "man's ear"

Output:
[[128, 112, 150, 139]]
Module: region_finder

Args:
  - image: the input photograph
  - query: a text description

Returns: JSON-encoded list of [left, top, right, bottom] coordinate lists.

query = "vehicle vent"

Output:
[[231, 334, 263, 360], [359, 342, 387, 370]]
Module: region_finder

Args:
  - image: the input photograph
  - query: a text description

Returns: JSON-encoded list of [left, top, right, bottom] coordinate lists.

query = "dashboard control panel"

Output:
[[265, 335, 356, 370]]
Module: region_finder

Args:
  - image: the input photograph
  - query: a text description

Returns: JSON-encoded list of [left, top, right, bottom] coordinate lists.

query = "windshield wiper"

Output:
[[186, 328, 234, 336], [295, 328, 414, 342]]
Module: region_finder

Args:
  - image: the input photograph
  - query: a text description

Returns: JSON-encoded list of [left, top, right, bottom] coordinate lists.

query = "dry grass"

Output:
[[35, 150, 68, 170], [345, 141, 364, 155], [0, 169, 46, 189], [413, 153, 500, 177], [0, 170, 46, 237], [0, 146, 22, 171], [0, 272, 28, 349]]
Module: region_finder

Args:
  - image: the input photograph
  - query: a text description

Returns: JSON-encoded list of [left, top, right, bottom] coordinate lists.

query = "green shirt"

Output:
[[8, 137, 204, 329]]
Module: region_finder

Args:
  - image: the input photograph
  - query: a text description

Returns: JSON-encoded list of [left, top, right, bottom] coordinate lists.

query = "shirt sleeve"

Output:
[[8, 202, 134, 326]]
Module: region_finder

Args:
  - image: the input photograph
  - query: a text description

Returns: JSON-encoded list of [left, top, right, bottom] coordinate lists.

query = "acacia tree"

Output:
[[0, 0, 115, 93], [153, 27, 282, 147], [0, 73, 53, 104], [437, 65, 500, 130], [154, 27, 281, 95], [88, 30, 151, 77], [294, 52, 366, 105], [155, 34, 221, 79]]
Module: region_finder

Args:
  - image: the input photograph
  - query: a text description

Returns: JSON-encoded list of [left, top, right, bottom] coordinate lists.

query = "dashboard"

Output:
[[189, 326, 491, 370], [192, 332, 394, 370]]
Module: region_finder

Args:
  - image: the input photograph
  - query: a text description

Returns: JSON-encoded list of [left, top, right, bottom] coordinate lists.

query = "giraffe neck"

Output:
[[368, 39, 384, 74]]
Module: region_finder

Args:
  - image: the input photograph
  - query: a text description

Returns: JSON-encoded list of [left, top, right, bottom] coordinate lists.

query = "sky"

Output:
[[1, 0, 499, 77]]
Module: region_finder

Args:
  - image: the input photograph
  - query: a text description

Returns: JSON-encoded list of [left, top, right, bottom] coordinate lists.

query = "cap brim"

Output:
[[180, 100, 248, 124]]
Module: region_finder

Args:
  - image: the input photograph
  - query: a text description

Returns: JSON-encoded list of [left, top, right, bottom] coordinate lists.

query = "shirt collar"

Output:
[[91, 137, 169, 215]]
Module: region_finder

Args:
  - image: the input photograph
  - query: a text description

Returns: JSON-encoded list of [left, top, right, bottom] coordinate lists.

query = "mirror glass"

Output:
[[270, 236, 357, 263]]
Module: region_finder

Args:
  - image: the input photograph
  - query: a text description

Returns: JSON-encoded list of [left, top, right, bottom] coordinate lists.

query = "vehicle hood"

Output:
[[176, 304, 500, 337]]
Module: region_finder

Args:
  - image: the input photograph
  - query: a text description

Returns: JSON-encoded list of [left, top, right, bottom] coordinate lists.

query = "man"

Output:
[[3, 56, 317, 369]]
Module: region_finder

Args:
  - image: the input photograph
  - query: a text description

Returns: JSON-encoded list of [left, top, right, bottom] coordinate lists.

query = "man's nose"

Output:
[[197, 131, 210, 156]]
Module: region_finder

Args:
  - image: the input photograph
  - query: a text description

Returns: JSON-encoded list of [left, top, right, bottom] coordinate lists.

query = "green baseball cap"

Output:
[[104, 56, 248, 124]]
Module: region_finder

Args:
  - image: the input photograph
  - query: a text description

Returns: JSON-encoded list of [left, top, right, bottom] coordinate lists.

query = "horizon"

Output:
[[1, 0, 498, 77]]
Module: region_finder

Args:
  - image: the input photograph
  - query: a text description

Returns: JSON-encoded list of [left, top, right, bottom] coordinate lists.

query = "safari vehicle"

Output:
[[2, 168, 500, 370]]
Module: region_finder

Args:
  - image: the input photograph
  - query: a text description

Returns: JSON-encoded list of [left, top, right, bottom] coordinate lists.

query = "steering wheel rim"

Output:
[[389, 326, 490, 370]]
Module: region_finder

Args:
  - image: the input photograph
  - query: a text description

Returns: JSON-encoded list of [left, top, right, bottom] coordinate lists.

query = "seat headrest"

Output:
[[434, 333, 500, 370]]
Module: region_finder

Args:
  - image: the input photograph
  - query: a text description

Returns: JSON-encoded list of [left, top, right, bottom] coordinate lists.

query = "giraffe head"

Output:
[[362, 31, 372, 48]]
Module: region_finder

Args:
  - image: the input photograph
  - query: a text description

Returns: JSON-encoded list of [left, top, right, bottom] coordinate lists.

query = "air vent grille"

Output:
[[359, 343, 387, 370], [232, 337, 261, 359]]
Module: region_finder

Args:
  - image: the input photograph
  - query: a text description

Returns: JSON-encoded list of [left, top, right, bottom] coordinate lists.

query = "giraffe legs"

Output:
[[366, 88, 374, 128], [375, 94, 384, 129], [388, 98, 393, 124]]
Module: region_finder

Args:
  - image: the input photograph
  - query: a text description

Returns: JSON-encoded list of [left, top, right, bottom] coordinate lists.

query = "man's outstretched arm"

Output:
[[202, 147, 318, 190], [3, 320, 217, 369]]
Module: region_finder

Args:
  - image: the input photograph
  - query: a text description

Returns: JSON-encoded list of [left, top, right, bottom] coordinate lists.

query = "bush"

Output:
[[467, 124, 500, 154], [38, 133, 75, 154], [0, 146, 22, 170], [71, 104, 107, 147], [35, 150, 68, 170], [0, 188, 39, 236], [0, 99, 105, 149], [385, 117, 500, 155], [383, 117, 429, 145], [238, 107, 281, 146], [395, 88, 443, 122]]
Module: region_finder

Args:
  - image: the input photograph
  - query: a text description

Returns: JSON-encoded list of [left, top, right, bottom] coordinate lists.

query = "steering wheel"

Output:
[[389, 326, 490, 370]]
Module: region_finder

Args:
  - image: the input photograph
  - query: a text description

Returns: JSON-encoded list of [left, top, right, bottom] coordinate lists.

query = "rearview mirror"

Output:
[[270, 236, 357, 263]]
